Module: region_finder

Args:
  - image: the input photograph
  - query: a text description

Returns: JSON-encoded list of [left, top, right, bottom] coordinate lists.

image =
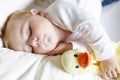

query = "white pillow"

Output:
[[101, 1, 120, 41]]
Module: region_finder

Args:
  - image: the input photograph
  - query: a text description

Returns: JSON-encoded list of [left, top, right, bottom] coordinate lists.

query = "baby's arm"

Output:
[[49, 40, 90, 55], [100, 55, 120, 79], [48, 43, 72, 55]]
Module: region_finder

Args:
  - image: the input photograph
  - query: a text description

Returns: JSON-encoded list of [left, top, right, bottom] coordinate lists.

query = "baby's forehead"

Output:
[[4, 21, 22, 48], [5, 11, 32, 37], [6, 19, 20, 32]]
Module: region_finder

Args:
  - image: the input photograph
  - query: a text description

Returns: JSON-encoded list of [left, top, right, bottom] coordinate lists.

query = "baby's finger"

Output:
[[101, 72, 109, 80], [106, 71, 113, 78], [116, 66, 120, 74], [111, 70, 117, 78]]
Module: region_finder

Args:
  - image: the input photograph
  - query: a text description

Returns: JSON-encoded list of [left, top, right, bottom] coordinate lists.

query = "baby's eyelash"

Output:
[[29, 26, 32, 37]]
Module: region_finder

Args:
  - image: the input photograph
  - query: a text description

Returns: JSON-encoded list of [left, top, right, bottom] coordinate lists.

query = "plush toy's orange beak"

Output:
[[78, 52, 92, 68]]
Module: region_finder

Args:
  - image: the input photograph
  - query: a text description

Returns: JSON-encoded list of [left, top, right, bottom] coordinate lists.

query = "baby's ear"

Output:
[[30, 9, 45, 16]]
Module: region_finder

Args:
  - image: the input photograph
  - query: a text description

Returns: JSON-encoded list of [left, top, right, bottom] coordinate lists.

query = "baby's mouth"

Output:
[[37, 34, 49, 48], [43, 38, 46, 47]]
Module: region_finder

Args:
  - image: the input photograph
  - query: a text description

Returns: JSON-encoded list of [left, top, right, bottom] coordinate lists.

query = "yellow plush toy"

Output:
[[61, 42, 120, 77]]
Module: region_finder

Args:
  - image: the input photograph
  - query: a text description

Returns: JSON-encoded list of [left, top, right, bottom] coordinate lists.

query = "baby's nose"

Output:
[[28, 36, 38, 47]]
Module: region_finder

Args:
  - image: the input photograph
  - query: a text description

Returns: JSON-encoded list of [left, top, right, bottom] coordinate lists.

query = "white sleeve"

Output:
[[45, 0, 115, 61], [74, 20, 115, 61], [55, 0, 102, 20], [45, 0, 102, 31], [70, 41, 92, 52], [71, 41, 87, 51]]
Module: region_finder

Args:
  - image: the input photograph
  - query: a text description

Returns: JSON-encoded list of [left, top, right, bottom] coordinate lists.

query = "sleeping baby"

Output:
[[2, 0, 120, 79]]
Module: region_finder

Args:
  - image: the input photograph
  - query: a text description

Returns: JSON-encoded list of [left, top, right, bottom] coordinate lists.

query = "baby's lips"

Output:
[[78, 52, 92, 68]]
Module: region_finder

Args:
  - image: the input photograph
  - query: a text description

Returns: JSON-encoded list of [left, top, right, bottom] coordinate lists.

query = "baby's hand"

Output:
[[48, 43, 72, 55], [100, 55, 120, 80]]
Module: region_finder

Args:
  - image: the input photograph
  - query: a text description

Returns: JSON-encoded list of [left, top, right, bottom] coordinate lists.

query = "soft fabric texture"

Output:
[[0, 48, 103, 80], [101, 1, 120, 41]]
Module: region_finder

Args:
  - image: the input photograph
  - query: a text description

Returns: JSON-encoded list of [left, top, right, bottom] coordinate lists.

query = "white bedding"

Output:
[[0, 0, 120, 80], [101, 1, 120, 41], [0, 48, 102, 80]]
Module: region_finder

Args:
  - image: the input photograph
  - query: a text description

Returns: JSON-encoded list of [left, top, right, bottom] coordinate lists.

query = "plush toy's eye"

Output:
[[75, 65, 79, 68], [74, 54, 78, 57]]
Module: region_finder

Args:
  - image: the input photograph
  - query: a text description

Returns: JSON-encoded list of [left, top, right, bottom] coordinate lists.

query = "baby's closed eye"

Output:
[[28, 24, 32, 38]]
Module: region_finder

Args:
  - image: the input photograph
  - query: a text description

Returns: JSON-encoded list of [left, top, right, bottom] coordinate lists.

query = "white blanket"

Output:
[[0, 48, 102, 80]]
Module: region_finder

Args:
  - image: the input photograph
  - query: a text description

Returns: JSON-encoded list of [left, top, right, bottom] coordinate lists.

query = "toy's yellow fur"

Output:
[[61, 42, 120, 78]]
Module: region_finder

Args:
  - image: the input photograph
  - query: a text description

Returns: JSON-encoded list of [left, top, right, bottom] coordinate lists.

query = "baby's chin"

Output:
[[34, 48, 54, 55], [34, 44, 57, 55]]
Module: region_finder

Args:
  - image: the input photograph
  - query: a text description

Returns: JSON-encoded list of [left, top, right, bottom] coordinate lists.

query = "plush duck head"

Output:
[[61, 42, 120, 78], [61, 49, 100, 75]]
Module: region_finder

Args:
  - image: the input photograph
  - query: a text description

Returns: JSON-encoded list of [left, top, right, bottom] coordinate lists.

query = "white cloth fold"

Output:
[[0, 48, 103, 80]]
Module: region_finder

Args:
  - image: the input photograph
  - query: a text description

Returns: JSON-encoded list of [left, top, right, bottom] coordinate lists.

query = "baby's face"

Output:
[[7, 15, 59, 54]]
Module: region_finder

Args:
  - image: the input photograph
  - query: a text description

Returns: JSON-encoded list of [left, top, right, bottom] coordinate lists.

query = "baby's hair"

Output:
[[1, 10, 32, 48]]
